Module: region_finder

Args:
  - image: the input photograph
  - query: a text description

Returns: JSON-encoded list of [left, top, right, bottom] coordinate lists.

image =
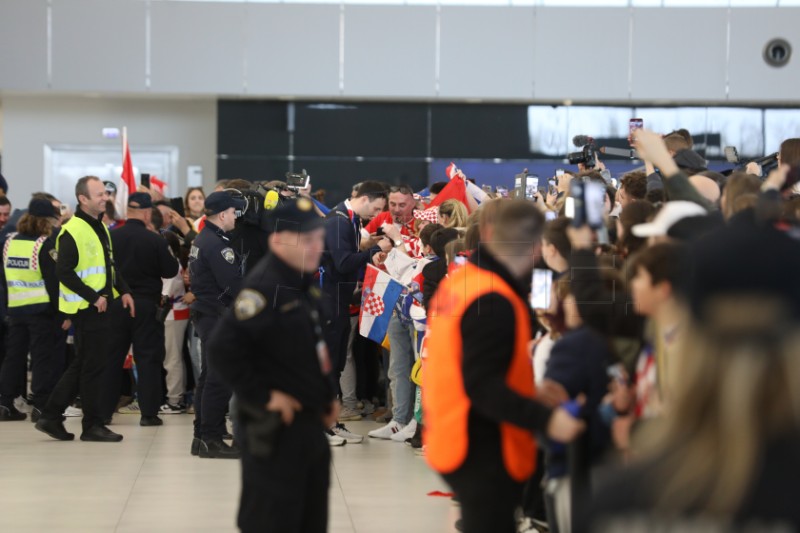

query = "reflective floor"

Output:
[[0, 416, 460, 532]]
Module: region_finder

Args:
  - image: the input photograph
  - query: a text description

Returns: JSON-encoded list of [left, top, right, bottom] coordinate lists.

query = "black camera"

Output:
[[567, 135, 598, 169]]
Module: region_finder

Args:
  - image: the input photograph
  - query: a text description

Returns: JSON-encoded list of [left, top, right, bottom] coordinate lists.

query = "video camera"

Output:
[[285, 169, 310, 193], [567, 135, 598, 169], [724, 146, 779, 177]]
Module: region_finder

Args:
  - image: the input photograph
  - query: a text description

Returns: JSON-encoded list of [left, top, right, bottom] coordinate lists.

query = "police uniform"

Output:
[[0, 199, 65, 421], [107, 193, 179, 424], [188, 191, 246, 458], [208, 198, 335, 533]]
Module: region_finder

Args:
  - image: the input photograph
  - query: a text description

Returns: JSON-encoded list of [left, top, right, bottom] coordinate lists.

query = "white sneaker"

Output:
[[330, 424, 363, 444], [117, 401, 141, 414], [63, 406, 82, 417], [368, 420, 404, 440], [390, 419, 417, 442], [326, 432, 346, 447]]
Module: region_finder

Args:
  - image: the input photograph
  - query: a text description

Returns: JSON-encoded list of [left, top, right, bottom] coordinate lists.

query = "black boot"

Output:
[[140, 416, 163, 427], [199, 438, 241, 459], [0, 405, 27, 421], [35, 418, 75, 441], [80, 425, 123, 442], [191, 437, 201, 456]]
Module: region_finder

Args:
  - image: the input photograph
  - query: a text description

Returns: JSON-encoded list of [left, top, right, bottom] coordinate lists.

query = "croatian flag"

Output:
[[114, 127, 137, 220], [359, 265, 404, 343], [445, 162, 489, 207]]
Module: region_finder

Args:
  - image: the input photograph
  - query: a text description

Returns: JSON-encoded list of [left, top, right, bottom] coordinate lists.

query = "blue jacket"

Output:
[[544, 325, 612, 479]]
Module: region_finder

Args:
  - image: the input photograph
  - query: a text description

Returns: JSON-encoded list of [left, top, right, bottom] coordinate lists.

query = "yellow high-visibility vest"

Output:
[[3, 234, 50, 311], [57, 216, 118, 314]]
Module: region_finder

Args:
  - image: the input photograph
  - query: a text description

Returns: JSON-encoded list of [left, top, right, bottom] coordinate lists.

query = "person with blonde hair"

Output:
[[438, 199, 468, 229]]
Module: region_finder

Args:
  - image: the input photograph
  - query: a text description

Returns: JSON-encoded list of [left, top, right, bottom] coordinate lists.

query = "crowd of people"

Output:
[[1, 125, 800, 532]]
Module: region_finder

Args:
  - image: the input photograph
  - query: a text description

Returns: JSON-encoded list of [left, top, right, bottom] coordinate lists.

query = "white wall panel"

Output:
[[439, 7, 535, 99], [728, 8, 799, 101], [0, 0, 48, 91], [150, 1, 245, 94], [343, 6, 437, 98], [534, 8, 630, 101], [51, 0, 147, 92], [631, 8, 728, 101], [246, 4, 340, 96]]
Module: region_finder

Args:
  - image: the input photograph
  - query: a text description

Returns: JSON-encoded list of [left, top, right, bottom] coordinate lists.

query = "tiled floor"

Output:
[[0, 416, 460, 532]]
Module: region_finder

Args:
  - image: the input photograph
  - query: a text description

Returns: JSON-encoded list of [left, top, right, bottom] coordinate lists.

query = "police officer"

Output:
[[208, 197, 337, 533], [107, 193, 179, 426], [188, 190, 246, 458], [35, 176, 135, 443], [0, 199, 67, 421]]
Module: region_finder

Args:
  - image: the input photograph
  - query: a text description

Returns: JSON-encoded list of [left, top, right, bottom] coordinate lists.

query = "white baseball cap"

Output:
[[631, 201, 707, 238]]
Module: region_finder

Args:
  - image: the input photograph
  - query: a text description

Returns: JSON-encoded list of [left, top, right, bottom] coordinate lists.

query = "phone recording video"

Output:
[[569, 180, 606, 229], [169, 197, 186, 218], [629, 118, 644, 135], [530, 269, 553, 310], [525, 175, 539, 200], [140, 173, 151, 189]]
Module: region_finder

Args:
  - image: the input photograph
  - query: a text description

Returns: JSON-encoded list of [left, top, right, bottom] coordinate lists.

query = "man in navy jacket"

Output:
[[320, 181, 390, 376]]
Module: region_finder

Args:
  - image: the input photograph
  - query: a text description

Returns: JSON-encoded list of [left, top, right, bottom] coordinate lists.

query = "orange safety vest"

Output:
[[423, 262, 537, 482]]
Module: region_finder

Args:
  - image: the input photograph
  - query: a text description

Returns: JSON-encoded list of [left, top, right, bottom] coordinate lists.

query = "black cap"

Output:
[[673, 149, 707, 172], [666, 213, 724, 242], [0, 173, 7, 194], [103, 181, 117, 195], [204, 191, 246, 215], [267, 197, 324, 234], [28, 198, 59, 219], [685, 220, 800, 322], [128, 192, 153, 209]]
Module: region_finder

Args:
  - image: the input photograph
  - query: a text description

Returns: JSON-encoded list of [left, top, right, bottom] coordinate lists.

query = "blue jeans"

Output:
[[387, 313, 416, 425]]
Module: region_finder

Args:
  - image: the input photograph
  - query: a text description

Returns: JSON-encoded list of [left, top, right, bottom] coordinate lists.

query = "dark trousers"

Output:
[[192, 311, 231, 440], [442, 447, 526, 533], [521, 450, 548, 522], [239, 413, 330, 533], [323, 308, 350, 384], [42, 299, 127, 432], [105, 297, 166, 418], [0, 313, 66, 410], [353, 334, 380, 401]]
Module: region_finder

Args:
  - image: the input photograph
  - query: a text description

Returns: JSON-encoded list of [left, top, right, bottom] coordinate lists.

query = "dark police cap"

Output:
[[128, 192, 153, 209], [204, 191, 246, 215], [267, 197, 324, 234], [28, 198, 59, 219]]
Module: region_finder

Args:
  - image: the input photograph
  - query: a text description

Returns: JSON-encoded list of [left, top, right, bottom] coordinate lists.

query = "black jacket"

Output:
[[421, 257, 447, 311], [319, 202, 380, 309], [57, 209, 130, 306], [111, 219, 179, 301], [208, 253, 336, 413], [188, 220, 244, 316]]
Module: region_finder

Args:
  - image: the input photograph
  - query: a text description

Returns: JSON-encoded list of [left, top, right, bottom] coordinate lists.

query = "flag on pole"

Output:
[[115, 127, 136, 220], [359, 265, 404, 343]]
